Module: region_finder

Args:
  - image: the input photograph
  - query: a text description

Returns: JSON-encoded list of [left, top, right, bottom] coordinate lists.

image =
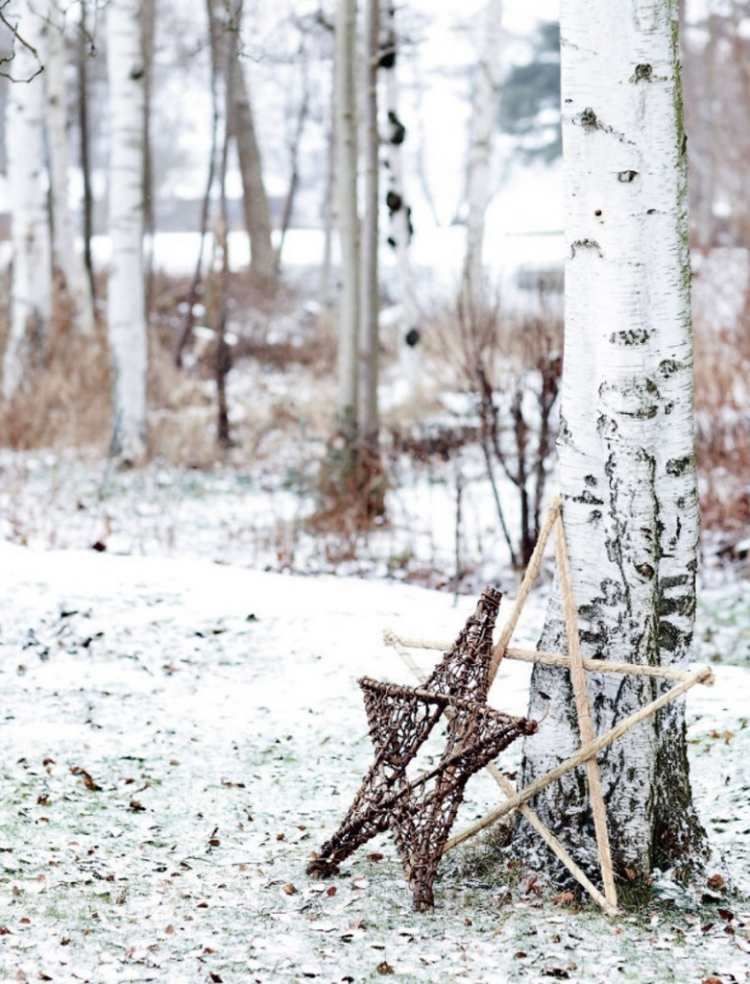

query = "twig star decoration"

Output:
[[307, 588, 537, 910], [386, 496, 714, 916]]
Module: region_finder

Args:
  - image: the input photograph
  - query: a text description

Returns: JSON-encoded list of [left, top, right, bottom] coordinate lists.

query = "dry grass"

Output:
[[0, 291, 112, 452], [694, 294, 750, 542]]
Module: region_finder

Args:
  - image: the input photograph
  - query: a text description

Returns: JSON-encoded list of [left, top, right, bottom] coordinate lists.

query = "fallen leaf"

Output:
[[553, 891, 576, 907], [376, 962, 394, 976], [707, 874, 726, 891], [129, 800, 146, 813], [70, 767, 102, 792], [281, 883, 297, 896], [325, 885, 336, 897]]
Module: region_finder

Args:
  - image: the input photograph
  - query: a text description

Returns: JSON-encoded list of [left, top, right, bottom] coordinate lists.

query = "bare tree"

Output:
[[232, 52, 276, 285], [46, 0, 96, 336], [334, 0, 360, 446], [107, 0, 148, 464], [2, 1, 51, 400], [359, 0, 380, 447]]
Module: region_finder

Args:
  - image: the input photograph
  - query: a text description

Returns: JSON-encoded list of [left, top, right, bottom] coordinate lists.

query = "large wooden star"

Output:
[[307, 588, 537, 910]]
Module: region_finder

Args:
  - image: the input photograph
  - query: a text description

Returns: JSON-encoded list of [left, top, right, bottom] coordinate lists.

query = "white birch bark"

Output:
[[2, 2, 52, 400], [107, 0, 148, 464], [359, 0, 379, 445], [335, 0, 360, 441], [519, 0, 705, 881], [382, 4, 419, 379], [46, 1, 96, 336], [462, 0, 503, 303]]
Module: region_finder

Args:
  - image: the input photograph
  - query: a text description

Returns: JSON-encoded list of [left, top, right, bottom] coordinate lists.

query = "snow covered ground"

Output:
[[0, 538, 748, 983]]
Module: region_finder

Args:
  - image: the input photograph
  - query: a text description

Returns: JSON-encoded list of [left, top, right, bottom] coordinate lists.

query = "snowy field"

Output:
[[1, 534, 748, 983]]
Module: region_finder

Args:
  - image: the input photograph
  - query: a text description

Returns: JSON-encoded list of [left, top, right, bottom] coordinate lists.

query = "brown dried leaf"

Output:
[[70, 767, 102, 792], [281, 883, 297, 896], [376, 962, 394, 976], [707, 873, 726, 891]]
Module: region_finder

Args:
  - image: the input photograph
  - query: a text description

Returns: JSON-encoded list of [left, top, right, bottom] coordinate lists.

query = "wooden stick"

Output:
[[443, 666, 712, 854], [488, 495, 560, 683], [395, 645, 618, 917], [555, 517, 618, 908], [383, 631, 712, 686]]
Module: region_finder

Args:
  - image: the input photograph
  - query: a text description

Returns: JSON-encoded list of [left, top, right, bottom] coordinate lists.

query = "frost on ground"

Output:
[[0, 542, 748, 984]]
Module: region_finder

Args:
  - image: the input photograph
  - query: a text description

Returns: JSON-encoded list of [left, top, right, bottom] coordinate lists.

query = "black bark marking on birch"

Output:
[[387, 110, 406, 146], [665, 455, 693, 477], [610, 328, 650, 346], [572, 489, 604, 505], [570, 238, 602, 259], [659, 358, 681, 377], [386, 190, 403, 214], [617, 169, 639, 183], [584, 474, 598, 487], [661, 573, 688, 589], [631, 63, 653, 82], [575, 107, 636, 145]]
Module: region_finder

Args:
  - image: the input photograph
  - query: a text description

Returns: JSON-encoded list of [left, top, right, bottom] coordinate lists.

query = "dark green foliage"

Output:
[[499, 21, 561, 164]]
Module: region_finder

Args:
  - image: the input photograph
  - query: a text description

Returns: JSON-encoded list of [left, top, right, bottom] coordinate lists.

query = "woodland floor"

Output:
[[0, 495, 748, 983]]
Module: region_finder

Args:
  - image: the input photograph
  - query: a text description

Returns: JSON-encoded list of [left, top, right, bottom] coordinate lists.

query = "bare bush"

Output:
[[440, 287, 562, 569], [694, 289, 750, 551]]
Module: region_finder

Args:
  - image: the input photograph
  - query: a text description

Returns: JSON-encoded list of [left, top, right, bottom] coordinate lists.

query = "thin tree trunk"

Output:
[[175, 0, 221, 370], [142, 0, 156, 316], [47, 1, 96, 336], [77, 0, 96, 306], [462, 0, 503, 303], [319, 50, 337, 311], [107, 0, 148, 464], [334, 0, 360, 443], [360, 0, 380, 445], [517, 0, 706, 885], [276, 46, 311, 275], [232, 62, 276, 285], [211, 0, 243, 448], [2, 2, 51, 400]]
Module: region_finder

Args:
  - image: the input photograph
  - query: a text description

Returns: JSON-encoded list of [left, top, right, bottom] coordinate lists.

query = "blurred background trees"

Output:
[[0, 0, 746, 579]]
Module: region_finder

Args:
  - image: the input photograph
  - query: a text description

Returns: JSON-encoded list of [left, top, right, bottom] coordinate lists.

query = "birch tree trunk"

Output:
[[335, 0, 360, 443], [46, 1, 96, 336], [382, 4, 419, 373], [107, 0, 148, 464], [462, 0, 503, 303], [359, 0, 380, 445], [232, 64, 276, 286], [77, 0, 97, 305], [518, 0, 706, 886], [2, 3, 51, 400]]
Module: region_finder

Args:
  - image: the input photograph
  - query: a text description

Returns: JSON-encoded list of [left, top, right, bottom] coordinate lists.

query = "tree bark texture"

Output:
[[334, 0, 360, 441], [107, 0, 148, 464], [46, 1, 96, 336], [517, 0, 706, 886], [2, 2, 51, 400]]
